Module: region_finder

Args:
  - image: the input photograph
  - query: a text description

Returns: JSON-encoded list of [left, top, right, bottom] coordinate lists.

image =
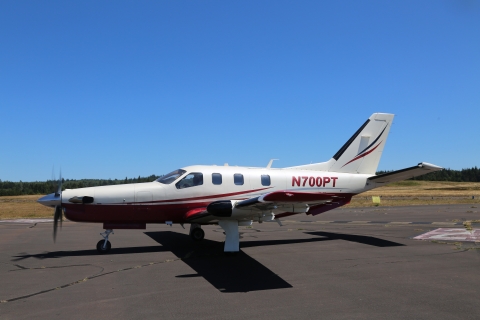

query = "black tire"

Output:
[[190, 228, 205, 241], [96, 240, 111, 254]]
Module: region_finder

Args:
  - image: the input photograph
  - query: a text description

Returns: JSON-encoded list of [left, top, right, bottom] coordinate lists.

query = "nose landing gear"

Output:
[[96, 229, 114, 254]]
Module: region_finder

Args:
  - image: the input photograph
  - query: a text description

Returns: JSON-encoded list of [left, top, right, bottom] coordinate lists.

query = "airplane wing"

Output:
[[186, 162, 442, 224], [368, 162, 443, 184], [185, 190, 351, 223], [235, 191, 352, 217]]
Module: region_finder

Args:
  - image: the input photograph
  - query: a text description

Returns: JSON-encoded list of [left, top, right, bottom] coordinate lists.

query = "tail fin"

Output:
[[327, 113, 394, 174], [286, 113, 394, 174]]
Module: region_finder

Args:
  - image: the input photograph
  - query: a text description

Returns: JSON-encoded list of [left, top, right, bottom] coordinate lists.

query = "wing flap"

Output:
[[260, 191, 344, 203], [233, 191, 350, 216], [307, 197, 352, 216]]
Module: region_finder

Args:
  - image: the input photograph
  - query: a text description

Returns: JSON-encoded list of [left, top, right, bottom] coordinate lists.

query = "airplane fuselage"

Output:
[[61, 165, 373, 225]]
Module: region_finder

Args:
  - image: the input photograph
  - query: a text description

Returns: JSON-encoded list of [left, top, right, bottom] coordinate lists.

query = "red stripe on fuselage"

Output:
[[108, 187, 272, 205], [153, 187, 272, 203]]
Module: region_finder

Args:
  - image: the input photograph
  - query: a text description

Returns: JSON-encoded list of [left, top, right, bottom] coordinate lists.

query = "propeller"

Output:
[[52, 169, 63, 242], [53, 170, 63, 242], [53, 205, 63, 241], [37, 168, 65, 242]]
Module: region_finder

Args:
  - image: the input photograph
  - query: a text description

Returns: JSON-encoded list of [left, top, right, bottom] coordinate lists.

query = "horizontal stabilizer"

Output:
[[368, 162, 443, 184]]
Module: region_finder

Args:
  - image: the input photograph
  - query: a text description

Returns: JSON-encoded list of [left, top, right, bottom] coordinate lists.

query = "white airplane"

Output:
[[38, 113, 442, 254]]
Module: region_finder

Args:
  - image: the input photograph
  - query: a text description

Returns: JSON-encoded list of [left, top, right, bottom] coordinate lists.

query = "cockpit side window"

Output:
[[156, 169, 186, 184], [176, 172, 203, 189]]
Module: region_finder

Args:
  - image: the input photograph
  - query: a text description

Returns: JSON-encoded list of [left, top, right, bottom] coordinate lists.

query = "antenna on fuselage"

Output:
[[266, 159, 279, 168]]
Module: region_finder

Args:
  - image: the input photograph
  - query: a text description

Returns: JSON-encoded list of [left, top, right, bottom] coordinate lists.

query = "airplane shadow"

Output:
[[304, 231, 405, 247], [145, 231, 293, 293], [11, 246, 166, 261], [11, 230, 403, 292], [144, 230, 403, 293]]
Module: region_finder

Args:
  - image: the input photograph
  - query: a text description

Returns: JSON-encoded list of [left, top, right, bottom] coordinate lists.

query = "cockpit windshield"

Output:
[[155, 169, 186, 184]]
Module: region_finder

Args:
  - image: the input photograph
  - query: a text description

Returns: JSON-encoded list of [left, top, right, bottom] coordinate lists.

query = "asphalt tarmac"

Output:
[[1, 204, 479, 319]]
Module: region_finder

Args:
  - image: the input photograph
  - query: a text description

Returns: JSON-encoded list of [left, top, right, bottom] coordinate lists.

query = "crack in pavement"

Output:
[[8, 263, 103, 273], [0, 257, 182, 304], [1, 262, 104, 274]]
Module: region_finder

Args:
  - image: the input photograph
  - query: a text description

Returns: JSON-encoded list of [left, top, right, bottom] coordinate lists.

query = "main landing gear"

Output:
[[96, 229, 113, 254], [190, 223, 205, 241], [188, 222, 241, 253], [218, 221, 240, 253]]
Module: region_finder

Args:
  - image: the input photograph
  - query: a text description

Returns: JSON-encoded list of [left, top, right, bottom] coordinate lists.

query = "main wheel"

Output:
[[190, 228, 205, 241], [96, 240, 111, 254]]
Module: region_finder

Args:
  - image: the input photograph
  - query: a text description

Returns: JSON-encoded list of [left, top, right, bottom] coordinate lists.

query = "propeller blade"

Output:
[[55, 170, 62, 197], [53, 205, 62, 242], [51, 166, 56, 194]]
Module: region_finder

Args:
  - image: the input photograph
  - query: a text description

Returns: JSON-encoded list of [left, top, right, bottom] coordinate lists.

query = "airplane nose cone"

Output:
[[37, 193, 61, 208]]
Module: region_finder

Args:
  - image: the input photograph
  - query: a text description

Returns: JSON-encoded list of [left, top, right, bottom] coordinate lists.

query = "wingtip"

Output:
[[419, 162, 444, 170]]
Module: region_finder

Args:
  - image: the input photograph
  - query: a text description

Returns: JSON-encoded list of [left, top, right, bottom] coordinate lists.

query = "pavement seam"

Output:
[[8, 263, 94, 272], [0, 257, 181, 303]]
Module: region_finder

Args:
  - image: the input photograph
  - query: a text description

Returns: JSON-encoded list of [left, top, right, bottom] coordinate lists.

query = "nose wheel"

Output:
[[97, 229, 113, 254], [96, 240, 111, 253]]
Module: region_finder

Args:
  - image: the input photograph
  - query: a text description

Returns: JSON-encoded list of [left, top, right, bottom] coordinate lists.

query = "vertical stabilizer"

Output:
[[327, 113, 394, 174]]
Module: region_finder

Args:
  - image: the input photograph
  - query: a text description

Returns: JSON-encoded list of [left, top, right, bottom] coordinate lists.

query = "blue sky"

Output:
[[1, 1, 479, 182]]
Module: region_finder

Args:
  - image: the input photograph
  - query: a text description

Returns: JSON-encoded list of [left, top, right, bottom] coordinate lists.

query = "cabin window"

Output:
[[212, 173, 222, 185], [234, 174, 244, 185], [176, 172, 203, 189], [261, 175, 271, 186], [156, 169, 186, 184]]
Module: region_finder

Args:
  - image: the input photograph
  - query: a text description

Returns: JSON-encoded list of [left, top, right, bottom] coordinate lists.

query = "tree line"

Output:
[[1, 167, 480, 197], [0, 175, 160, 196], [376, 167, 480, 182]]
